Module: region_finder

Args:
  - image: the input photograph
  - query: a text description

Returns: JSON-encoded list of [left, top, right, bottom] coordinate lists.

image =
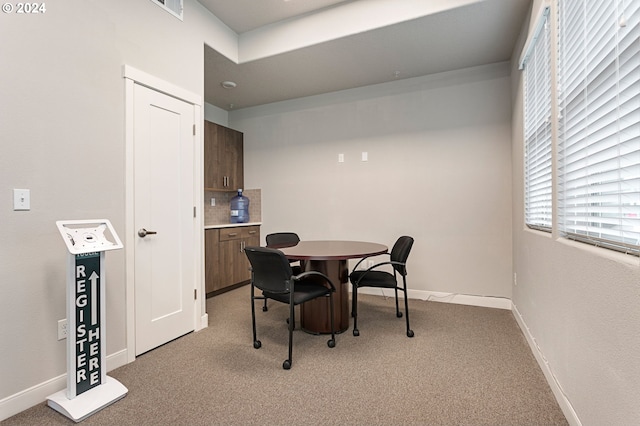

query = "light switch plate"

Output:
[[338, 153, 344, 163], [13, 189, 30, 211]]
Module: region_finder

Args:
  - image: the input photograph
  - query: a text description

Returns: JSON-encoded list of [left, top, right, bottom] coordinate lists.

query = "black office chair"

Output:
[[266, 232, 301, 249], [245, 246, 336, 370], [349, 236, 415, 338], [264, 232, 302, 312]]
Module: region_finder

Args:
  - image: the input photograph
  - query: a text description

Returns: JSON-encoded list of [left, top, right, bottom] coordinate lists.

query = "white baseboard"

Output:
[[0, 349, 129, 422], [357, 288, 513, 310], [511, 303, 581, 426], [199, 313, 209, 330]]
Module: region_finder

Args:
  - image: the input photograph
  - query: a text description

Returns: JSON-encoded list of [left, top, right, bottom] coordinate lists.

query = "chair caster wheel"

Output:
[[283, 360, 291, 370], [397, 312, 403, 318], [353, 329, 360, 336], [262, 306, 268, 312], [327, 339, 335, 348], [407, 330, 414, 338], [254, 340, 262, 349]]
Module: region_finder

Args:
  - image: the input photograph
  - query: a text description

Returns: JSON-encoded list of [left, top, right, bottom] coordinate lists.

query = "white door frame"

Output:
[[123, 65, 207, 364]]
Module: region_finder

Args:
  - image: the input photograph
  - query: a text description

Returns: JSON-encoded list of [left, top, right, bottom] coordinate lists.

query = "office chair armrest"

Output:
[[352, 252, 391, 271], [350, 260, 406, 285], [293, 271, 336, 291]]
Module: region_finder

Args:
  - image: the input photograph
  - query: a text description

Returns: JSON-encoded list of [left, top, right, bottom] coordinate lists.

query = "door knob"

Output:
[[138, 228, 157, 238]]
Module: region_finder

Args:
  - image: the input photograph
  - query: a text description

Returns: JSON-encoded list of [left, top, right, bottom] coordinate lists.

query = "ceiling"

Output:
[[198, 0, 354, 33], [200, 0, 532, 111]]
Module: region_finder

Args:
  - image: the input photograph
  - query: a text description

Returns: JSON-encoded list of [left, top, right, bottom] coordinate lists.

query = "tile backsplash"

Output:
[[204, 188, 261, 226]]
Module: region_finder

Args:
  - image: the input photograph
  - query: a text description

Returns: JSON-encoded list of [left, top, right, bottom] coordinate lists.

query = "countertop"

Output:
[[204, 222, 262, 230]]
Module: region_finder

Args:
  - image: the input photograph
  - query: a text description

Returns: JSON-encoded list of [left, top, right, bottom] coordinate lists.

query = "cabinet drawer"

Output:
[[218, 225, 260, 242], [219, 228, 243, 241], [242, 226, 259, 239]]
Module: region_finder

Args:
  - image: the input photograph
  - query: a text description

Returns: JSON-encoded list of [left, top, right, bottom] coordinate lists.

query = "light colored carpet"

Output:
[[3, 286, 567, 425]]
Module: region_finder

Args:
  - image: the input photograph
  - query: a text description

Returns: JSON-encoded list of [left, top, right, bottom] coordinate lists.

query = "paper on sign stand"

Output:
[[48, 219, 127, 422]]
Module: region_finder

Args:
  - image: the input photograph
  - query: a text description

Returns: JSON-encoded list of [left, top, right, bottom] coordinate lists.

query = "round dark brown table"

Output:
[[279, 240, 388, 334]]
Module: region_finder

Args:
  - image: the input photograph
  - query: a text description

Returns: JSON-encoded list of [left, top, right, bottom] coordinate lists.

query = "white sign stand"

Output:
[[47, 219, 127, 422]]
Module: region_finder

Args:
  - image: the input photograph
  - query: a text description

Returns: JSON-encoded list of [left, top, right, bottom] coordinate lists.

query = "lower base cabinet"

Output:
[[205, 225, 260, 296]]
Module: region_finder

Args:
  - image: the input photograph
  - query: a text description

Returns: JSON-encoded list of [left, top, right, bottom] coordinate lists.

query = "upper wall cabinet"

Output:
[[204, 120, 244, 191]]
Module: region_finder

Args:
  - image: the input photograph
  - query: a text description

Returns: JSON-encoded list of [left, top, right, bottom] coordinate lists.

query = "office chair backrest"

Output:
[[265, 232, 300, 248], [244, 246, 294, 294], [390, 236, 414, 276]]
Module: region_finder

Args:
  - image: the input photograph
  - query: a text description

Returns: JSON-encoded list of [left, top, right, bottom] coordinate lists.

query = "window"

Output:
[[150, 0, 183, 21], [557, 0, 640, 255], [522, 7, 553, 231]]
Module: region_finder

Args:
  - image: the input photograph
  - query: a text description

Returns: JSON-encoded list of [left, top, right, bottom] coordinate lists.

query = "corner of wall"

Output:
[[511, 303, 581, 426]]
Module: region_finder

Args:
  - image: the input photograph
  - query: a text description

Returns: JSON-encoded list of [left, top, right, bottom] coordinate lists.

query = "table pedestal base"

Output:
[[300, 259, 349, 334]]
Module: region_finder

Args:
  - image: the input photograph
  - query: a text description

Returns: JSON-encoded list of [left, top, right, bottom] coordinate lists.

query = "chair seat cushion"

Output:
[[350, 270, 397, 288], [263, 283, 329, 306]]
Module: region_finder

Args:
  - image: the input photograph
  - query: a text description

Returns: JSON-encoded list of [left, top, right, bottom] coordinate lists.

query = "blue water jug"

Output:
[[230, 189, 250, 223]]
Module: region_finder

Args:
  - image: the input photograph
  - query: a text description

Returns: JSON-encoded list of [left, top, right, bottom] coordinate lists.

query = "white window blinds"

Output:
[[523, 7, 553, 231], [558, 0, 640, 255]]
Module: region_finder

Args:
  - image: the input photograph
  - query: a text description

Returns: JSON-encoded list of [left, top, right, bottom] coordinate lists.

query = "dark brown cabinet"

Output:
[[204, 120, 243, 191], [205, 225, 260, 295]]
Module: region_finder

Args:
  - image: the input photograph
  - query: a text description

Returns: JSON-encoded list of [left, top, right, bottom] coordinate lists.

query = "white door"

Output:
[[133, 83, 195, 355]]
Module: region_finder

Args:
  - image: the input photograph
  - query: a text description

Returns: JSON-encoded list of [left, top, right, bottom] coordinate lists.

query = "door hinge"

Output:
[[193, 124, 196, 136], [193, 206, 196, 218], [194, 289, 197, 300]]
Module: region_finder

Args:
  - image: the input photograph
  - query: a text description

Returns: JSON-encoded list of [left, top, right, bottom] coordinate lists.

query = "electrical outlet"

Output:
[[513, 273, 518, 286], [57, 319, 68, 340], [210, 197, 216, 206]]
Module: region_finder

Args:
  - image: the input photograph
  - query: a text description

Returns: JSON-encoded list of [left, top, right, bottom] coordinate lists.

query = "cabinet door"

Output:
[[219, 239, 244, 287], [204, 121, 243, 191], [224, 126, 243, 191], [204, 121, 223, 189], [204, 229, 220, 294], [237, 226, 260, 283]]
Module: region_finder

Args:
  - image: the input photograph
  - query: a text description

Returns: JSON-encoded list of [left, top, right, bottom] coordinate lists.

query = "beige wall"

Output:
[[3, 0, 638, 424], [510, 1, 640, 424], [231, 62, 514, 299], [0, 0, 227, 416]]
